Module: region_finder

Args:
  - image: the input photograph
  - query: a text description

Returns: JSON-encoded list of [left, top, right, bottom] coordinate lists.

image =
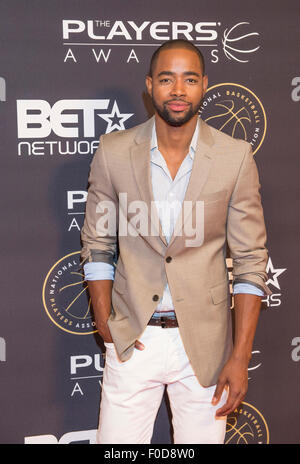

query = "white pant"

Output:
[[97, 324, 228, 444]]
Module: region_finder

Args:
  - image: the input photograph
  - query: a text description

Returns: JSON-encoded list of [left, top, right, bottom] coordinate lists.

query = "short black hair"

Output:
[[148, 39, 205, 77]]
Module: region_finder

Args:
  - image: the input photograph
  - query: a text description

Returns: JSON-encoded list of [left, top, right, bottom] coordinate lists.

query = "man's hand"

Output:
[[97, 321, 113, 344], [211, 293, 262, 417], [212, 356, 248, 417], [101, 327, 145, 350], [134, 340, 145, 351]]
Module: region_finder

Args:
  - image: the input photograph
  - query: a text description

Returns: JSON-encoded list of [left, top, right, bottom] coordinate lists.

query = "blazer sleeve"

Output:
[[227, 142, 272, 296], [80, 135, 118, 267]]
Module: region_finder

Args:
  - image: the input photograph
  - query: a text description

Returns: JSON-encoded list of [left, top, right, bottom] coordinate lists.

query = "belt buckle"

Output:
[[160, 316, 166, 328]]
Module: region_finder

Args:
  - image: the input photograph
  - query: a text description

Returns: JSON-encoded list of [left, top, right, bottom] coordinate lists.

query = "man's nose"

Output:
[[170, 79, 186, 96]]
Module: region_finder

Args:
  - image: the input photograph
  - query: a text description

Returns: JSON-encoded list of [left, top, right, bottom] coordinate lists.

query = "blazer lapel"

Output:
[[167, 119, 215, 251], [130, 116, 169, 252]]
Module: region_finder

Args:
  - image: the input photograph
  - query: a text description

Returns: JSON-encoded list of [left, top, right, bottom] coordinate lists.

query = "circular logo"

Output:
[[42, 251, 97, 335], [222, 22, 260, 63], [225, 401, 269, 444], [199, 83, 267, 154]]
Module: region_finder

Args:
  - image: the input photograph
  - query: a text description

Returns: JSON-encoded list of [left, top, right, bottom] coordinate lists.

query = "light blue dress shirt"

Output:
[[84, 119, 264, 317]]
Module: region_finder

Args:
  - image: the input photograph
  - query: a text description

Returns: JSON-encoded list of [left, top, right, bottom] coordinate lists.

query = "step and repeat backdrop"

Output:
[[0, 0, 299, 444]]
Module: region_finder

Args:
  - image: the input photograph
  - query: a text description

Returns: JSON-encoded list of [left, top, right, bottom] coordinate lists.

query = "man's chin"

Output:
[[164, 115, 195, 127], [157, 109, 196, 127], [165, 118, 188, 127]]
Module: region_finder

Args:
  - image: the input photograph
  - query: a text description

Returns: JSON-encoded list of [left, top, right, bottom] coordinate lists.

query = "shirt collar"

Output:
[[151, 117, 200, 161]]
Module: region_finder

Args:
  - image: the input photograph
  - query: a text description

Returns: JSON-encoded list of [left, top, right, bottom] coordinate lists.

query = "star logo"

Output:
[[98, 101, 133, 133], [266, 257, 286, 290]]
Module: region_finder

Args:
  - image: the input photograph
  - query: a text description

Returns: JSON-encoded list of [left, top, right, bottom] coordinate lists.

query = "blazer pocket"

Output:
[[113, 271, 126, 294], [200, 189, 228, 204], [210, 281, 229, 305]]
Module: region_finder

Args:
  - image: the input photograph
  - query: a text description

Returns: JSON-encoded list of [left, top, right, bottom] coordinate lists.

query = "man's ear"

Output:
[[203, 74, 208, 95], [145, 75, 152, 97]]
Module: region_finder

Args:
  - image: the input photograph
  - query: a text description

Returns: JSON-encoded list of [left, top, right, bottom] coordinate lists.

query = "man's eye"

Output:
[[159, 78, 171, 83], [187, 78, 197, 83]]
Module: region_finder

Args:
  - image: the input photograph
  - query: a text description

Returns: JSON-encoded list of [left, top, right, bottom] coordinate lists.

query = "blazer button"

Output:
[[166, 256, 172, 263], [152, 294, 159, 301]]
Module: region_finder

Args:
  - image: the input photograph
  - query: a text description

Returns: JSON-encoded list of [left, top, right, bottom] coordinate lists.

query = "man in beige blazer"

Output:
[[81, 39, 271, 444]]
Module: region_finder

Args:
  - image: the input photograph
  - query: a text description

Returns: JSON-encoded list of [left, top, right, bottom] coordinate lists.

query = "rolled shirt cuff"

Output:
[[233, 282, 265, 297], [83, 262, 115, 281]]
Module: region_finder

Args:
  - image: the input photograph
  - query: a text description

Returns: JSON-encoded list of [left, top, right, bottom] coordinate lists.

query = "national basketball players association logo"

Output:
[[199, 83, 267, 155], [225, 401, 269, 444], [42, 251, 97, 335]]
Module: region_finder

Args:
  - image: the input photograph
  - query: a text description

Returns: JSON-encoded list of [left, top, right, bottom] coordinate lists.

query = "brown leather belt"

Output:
[[148, 316, 179, 328]]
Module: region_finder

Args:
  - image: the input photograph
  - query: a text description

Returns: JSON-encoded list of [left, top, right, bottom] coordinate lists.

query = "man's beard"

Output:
[[151, 93, 203, 127]]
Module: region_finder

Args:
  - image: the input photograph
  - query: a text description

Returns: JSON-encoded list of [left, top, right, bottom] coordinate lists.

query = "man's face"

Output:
[[146, 48, 208, 127]]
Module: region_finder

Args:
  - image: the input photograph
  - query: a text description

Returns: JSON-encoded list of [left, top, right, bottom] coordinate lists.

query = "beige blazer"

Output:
[[81, 116, 271, 387]]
